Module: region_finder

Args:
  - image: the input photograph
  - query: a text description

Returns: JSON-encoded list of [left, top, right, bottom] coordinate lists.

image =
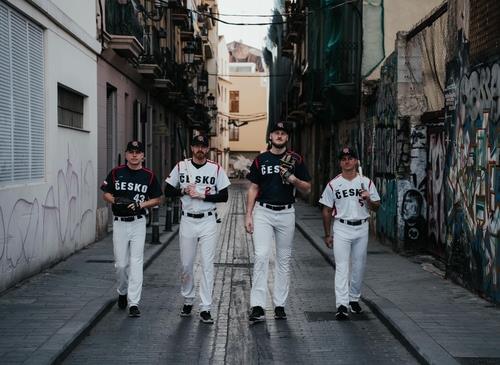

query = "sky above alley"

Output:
[[217, 0, 275, 49]]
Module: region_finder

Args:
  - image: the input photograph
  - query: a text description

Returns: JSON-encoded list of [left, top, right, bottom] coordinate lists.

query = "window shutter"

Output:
[[0, 3, 12, 182], [11, 11, 30, 181], [29, 24, 44, 179], [0, 3, 44, 184]]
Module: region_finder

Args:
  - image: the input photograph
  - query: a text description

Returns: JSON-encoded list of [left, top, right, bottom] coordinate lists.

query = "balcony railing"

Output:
[[106, 0, 144, 41], [105, 0, 145, 59]]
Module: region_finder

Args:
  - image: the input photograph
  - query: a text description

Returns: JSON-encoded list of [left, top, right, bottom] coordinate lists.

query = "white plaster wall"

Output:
[[0, 2, 98, 292], [50, 0, 96, 36]]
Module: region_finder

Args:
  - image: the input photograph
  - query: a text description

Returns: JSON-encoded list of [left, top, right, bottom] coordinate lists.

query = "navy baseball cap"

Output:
[[270, 122, 290, 134], [191, 134, 209, 147], [338, 146, 357, 159], [126, 140, 145, 153]]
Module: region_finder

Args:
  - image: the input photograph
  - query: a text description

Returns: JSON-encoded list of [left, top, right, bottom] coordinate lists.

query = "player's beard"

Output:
[[271, 140, 287, 149], [195, 150, 206, 160]]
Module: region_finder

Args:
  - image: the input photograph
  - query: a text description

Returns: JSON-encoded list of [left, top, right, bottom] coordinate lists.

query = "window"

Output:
[[58, 84, 85, 129], [0, 3, 44, 183], [229, 90, 239, 113], [229, 123, 239, 141], [469, 0, 500, 63]]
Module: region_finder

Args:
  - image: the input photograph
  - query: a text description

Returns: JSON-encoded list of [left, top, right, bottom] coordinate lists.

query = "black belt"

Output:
[[338, 218, 368, 226], [114, 215, 143, 222], [182, 211, 214, 219], [259, 202, 293, 211]]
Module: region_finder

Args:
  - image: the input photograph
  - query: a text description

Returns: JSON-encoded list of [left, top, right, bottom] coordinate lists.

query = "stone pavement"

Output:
[[0, 208, 179, 365], [295, 201, 500, 365], [1, 183, 499, 365], [64, 184, 418, 365]]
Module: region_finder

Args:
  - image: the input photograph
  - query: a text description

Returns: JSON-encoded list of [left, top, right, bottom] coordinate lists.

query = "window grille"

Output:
[[58, 84, 85, 129]]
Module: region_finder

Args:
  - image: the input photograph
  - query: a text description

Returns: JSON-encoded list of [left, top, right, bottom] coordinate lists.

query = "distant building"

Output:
[[226, 42, 268, 177]]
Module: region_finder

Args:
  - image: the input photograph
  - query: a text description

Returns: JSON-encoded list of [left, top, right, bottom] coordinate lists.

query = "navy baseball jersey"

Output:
[[247, 150, 311, 205], [101, 165, 162, 216]]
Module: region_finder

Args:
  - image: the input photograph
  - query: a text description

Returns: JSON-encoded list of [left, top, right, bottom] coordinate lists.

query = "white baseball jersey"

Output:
[[165, 159, 230, 213], [319, 174, 380, 220]]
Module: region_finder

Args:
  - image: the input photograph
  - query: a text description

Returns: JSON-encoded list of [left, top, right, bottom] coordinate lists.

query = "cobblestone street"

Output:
[[64, 183, 418, 364]]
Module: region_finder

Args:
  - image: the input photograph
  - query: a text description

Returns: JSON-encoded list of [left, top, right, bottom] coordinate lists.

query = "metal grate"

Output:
[[304, 311, 337, 322], [86, 259, 114, 263], [304, 311, 372, 322], [214, 263, 254, 268], [367, 251, 388, 255], [456, 358, 500, 365]]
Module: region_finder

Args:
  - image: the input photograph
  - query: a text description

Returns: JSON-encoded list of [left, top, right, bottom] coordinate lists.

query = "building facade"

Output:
[[227, 42, 268, 177], [0, 0, 99, 292]]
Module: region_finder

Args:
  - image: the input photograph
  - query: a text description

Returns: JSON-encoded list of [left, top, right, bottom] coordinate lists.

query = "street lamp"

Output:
[[207, 93, 215, 108], [198, 79, 207, 94], [183, 43, 195, 64]]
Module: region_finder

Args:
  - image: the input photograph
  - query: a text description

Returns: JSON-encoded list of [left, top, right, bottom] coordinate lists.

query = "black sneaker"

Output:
[[274, 306, 287, 320], [200, 311, 214, 324], [249, 306, 265, 323], [117, 294, 127, 310], [349, 301, 363, 314], [335, 305, 349, 320], [128, 305, 141, 317], [180, 304, 193, 317]]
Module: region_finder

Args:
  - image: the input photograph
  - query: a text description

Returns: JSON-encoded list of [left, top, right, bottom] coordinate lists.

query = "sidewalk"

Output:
[[295, 201, 500, 365], [0, 211, 179, 365]]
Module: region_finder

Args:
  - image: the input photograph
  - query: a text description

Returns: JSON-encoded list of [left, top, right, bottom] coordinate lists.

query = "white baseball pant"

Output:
[[332, 220, 369, 308], [179, 214, 218, 311], [250, 205, 295, 308], [113, 217, 146, 307]]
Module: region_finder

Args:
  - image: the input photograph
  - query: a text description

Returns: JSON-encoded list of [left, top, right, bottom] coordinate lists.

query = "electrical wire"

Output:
[[210, 73, 292, 78], [192, 0, 360, 26]]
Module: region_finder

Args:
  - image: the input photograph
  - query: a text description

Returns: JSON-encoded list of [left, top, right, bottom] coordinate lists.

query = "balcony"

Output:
[[138, 28, 163, 78], [105, 0, 145, 59], [281, 40, 294, 57], [172, 6, 189, 26], [204, 41, 214, 59]]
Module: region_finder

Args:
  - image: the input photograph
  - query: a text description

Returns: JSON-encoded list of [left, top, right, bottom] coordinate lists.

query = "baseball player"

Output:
[[101, 141, 162, 318], [245, 122, 311, 323], [319, 147, 380, 320], [164, 134, 230, 324]]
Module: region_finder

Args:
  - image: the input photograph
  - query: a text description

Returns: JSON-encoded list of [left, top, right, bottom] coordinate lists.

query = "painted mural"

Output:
[[445, 61, 500, 301], [0, 148, 95, 291]]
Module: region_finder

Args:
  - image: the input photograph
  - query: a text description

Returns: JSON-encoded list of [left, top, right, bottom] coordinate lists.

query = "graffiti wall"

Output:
[[426, 120, 446, 256], [445, 61, 500, 301], [373, 53, 399, 241], [397, 124, 428, 247], [0, 147, 96, 292]]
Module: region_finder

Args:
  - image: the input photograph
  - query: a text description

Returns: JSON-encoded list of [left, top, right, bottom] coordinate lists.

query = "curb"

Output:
[[49, 227, 179, 365], [295, 220, 459, 365]]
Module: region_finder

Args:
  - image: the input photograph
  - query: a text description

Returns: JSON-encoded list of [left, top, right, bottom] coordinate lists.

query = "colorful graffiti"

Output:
[[427, 122, 446, 255], [446, 61, 500, 301], [0, 150, 95, 291]]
